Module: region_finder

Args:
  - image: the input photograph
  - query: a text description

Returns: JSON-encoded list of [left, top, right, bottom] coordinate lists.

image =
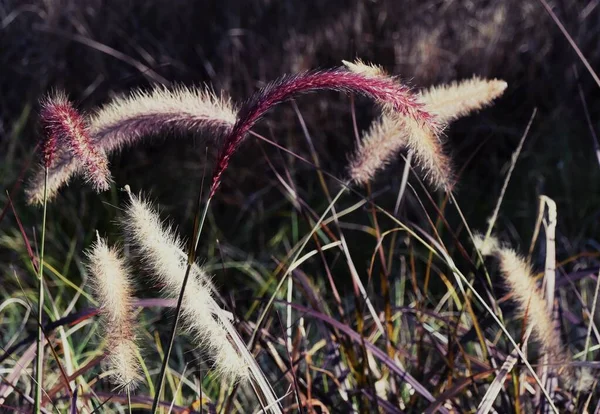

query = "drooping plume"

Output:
[[27, 86, 236, 205], [88, 86, 236, 153], [348, 67, 507, 188], [210, 67, 440, 197], [123, 189, 282, 411], [86, 235, 141, 390], [28, 92, 111, 202], [123, 190, 249, 381], [474, 235, 592, 391]]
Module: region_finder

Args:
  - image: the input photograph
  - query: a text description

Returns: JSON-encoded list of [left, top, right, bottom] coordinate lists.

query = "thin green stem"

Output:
[[248, 186, 346, 349], [150, 197, 212, 414], [34, 167, 48, 413], [127, 388, 132, 414]]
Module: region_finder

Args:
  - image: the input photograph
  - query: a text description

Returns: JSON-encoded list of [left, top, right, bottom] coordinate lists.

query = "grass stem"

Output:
[[34, 167, 48, 413]]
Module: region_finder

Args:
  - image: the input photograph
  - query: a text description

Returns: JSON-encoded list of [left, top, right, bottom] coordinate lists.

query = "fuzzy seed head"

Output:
[[89, 85, 236, 153], [123, 191, 249, 381], [475, 234, 582, 388], [27, 86, 235, 205], [348, 75, 507, 187], [86, 236, 141, 390], [36, 92, 112, 194], [420, 77, 508, 123], [342, 59, 386, 78], [210, 67, 439, 197]]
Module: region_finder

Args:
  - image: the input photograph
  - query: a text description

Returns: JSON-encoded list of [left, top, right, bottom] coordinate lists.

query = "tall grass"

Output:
[[1, 2, 600, 411]]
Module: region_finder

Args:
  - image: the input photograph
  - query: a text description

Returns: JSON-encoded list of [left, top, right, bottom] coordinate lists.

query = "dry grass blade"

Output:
[[477, 326, 533, 414], [539, 195, 557, 407]]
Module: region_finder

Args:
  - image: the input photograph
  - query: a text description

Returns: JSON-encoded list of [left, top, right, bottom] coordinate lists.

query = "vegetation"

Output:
[[1, 1, 599, 412]]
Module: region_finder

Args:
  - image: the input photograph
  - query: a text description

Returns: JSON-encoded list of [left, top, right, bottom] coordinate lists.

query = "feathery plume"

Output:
[[342, 59, 386, 78], [474, 234, 591, 391], [88, 86, 236, 153], [123, 191, 249, 381], [421, 77, 508, 123], [86, 235, 140, 390], [210, 67, 439, 197], [38, 92, 111, 192], [344, 59, 454, 189], [348, 73, 507, 187], [26, 86, 236, 205]]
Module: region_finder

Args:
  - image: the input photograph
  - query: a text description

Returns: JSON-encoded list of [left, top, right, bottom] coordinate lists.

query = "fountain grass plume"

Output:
[[474, 234, 594, 392], [27, 92, 111, 203], [27, 86, 236, 205], [123, 190, 249, 381], [209, 67, 440, 197], [86, 235, 141, 390], [348, 69, 507, 187]]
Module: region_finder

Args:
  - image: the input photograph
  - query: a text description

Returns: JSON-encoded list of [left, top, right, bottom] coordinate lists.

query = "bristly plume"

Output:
[[344, 59, 453, 190], [209, 67, 440, 197], [88, 86, 236, 153], [474, 234, 592, 391], [26, 86, 235, 205], [342, 59, 386, 78], [86, 235, 141, 390], [348, 72, 507, 187], [123, 190, 250, 381], [420, 77, 507, 123], [38, 92, 111, 192], [39, 94, 61, 169]]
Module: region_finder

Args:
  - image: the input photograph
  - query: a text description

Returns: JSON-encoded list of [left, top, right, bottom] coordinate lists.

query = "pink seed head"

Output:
[[209, 68, 439, 197], [39, 92, 111, 192]]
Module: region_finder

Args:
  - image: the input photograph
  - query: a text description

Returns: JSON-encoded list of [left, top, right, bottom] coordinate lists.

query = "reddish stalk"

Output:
[[210, 68, 439, 197]]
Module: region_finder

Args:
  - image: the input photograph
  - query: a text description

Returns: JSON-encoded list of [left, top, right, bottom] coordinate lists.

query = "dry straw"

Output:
[[474, 235, 593, 392], [27, 86, 236, 205], [86, 235, 141, 390], [346, 59, 507, 188]]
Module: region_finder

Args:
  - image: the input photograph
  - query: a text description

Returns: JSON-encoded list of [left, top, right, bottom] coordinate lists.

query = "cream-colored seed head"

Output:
[[347, 69, 507, 187], [27, 86, 236, 205], [342, 59, 386, 78], [421, 77, 508, 123], [89, 86, 236, 153], [474, 234, 587, 390], [25, 162, 80, 205], [124, 191, 249, 381], [87, 236, 141, 390]]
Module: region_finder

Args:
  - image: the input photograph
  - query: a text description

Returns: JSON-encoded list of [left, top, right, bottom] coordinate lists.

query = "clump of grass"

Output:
[[4, 48, 598, 413], [86, 234, 141, 391]]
